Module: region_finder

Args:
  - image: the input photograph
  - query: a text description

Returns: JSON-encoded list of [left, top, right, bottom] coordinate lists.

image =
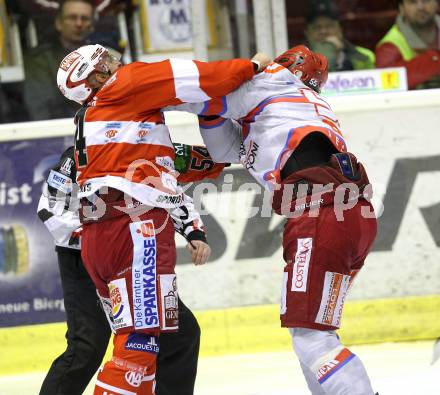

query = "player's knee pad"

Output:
[[94, 332, 159, 395]]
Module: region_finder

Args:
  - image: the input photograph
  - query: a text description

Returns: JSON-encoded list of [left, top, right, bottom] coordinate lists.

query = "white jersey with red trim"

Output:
[[75, 58, 255, 207], [172, 63, 347, 191]]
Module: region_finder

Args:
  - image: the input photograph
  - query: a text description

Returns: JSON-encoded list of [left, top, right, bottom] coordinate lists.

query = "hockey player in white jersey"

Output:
[[171, 45, 379, 395]]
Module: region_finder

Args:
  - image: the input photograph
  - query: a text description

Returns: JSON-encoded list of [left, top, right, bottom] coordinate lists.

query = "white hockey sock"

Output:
[[299, 360, 326, 395], [290, 328, 375, 395]]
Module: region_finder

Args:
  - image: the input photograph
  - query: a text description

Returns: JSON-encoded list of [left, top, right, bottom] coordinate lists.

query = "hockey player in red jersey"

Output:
[[36, 143, 226, 395], [171, 45, 379, 395], [56, 44, 270, 395]]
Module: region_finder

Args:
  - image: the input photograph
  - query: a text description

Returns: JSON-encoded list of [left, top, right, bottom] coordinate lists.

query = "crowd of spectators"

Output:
[[23, 0, 95, 120], [1, 0, 440, 124], [304, 1, 376, 72], [0, 0, 128, 123], [376, 0, 440, 89]]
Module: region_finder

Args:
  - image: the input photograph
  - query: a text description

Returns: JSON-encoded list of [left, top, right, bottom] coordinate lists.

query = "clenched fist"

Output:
[[251, 52, 272, 72], [187, 240, 211, 265]]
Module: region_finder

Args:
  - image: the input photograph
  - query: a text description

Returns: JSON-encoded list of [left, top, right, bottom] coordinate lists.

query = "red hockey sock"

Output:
[[93, 332, 158, 395]]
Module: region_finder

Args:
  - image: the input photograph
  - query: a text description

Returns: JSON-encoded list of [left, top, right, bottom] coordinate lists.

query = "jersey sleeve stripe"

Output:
[[170, 58, 211, 103], [264, 64, 285, 74], [199, 96, 228, 116]]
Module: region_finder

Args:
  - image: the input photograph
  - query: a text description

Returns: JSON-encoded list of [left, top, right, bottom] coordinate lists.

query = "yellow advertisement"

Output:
[[381, 70, 400, 90]]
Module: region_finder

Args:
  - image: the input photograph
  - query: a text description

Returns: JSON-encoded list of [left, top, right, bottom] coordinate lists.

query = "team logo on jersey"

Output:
[[125, 370, 144, 388], [136, 123, 153, 142], [136, 129, 150, 143], [105, 129, 118, 139], [138, 130, 149, 139]]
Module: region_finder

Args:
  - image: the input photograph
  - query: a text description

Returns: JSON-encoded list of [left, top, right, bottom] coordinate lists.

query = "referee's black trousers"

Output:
[[39, 247, 201, 395], [39, 248, 111, 395], [156, 298, 201, 395]]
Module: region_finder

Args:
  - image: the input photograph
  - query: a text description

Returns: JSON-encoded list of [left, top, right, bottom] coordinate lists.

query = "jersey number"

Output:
[[74, 107, 88, 168], [190, 146, 214, 171]]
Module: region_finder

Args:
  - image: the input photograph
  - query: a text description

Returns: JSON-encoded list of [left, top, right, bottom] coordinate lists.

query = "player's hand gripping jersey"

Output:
[[172, 62, 347, 191], [75, 59, 255, 207]]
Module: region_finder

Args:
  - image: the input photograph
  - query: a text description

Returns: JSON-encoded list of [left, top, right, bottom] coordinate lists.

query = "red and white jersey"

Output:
[[173, 63, 347, 191], [76, 58, 255, 207]]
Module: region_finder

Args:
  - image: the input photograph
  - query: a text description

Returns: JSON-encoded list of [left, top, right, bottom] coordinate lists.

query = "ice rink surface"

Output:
[[1, 341, 438, 395]]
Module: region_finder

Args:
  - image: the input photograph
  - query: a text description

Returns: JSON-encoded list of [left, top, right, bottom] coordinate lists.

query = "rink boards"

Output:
[[0, 89, 439, 374], [1, 295, 439, 375]]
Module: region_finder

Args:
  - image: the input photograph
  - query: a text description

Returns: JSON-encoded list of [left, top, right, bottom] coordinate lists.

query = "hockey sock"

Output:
[[299, 360, 326, 395], [290, 328, 375, 395], [94, 332, 158, 395]]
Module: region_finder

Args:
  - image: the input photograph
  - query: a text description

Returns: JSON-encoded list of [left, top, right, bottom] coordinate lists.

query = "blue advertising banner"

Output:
[[0, 136, 73, 327]]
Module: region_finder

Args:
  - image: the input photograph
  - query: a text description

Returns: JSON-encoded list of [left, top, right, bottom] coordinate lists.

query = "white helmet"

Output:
[[57, 44, 110, 104]]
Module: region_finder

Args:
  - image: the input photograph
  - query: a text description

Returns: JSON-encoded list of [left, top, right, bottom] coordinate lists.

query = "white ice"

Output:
[[0, 341, 438, 395]]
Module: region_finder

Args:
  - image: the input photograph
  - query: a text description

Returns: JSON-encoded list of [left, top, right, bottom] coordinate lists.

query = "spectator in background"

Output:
[[13, 0, 123, 43], [376, 0, 440, 89], [23, 0, 95, 120], [1, 0, 31, 123], [305, 0, 375, 72]]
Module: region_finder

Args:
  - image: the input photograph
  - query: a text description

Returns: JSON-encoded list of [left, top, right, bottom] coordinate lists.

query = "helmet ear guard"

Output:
[[274, 45, 329, 93]]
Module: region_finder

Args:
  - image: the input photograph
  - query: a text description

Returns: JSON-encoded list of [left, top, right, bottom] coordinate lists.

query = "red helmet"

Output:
[[274, 45, 328, 93]]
